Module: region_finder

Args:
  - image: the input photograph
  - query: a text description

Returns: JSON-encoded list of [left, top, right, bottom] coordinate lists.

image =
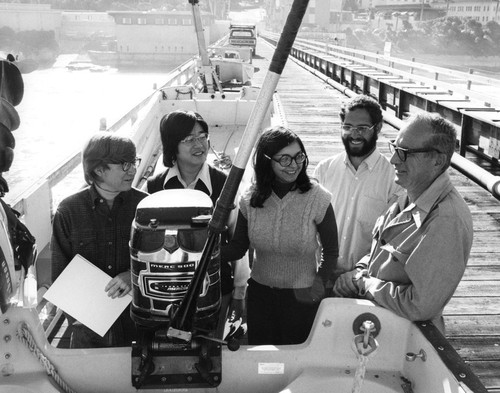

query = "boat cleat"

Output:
[[405, 349, 427, 362]]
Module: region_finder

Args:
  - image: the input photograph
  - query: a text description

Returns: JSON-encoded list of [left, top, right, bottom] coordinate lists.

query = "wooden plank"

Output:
[[444, 315, 500, 336], [468, 253, 500, 266], [448, 337, 500, 361], [455, 281, 500, 296], [445, 297, 500, 315], [464, 361, 500, 391]]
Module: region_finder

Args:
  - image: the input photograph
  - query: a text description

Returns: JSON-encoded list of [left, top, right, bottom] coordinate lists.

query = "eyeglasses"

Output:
[[388, 140, 441, 162], [121, 157, 141, 172], [265, 151, 307, 167], [341, 124, 376, 135], [180, 133, 209, 145]]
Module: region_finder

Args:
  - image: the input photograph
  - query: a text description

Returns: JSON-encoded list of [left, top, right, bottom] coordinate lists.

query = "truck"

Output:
[[228, 23, 257, 56]]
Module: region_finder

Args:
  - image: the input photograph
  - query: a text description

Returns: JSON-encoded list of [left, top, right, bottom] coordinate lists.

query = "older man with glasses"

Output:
[[314, 94, 403, 283], [51, 132, 148, 348], [333, 112, 473, 334]]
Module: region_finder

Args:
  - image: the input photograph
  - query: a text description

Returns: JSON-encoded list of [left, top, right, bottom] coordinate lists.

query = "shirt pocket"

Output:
[[379, 243, 411, 282], [381, 243, 409, 265]]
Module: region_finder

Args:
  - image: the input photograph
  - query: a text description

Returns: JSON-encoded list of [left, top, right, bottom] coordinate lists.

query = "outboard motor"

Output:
[[130, 189, 222, 389]]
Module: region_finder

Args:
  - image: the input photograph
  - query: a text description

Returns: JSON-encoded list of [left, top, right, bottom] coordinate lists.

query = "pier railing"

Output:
[[288, 33, 500, 106], [260, 31, 500, 199]]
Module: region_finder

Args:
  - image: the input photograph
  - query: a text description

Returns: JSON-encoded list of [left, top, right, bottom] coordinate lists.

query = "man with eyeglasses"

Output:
[[146, 109, 250, 340], [51, 132, 148, 348], [314, 95, 403, 281], [333, 112, 473, 333]]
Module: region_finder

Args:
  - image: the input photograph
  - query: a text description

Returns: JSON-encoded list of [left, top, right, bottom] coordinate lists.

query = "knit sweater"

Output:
[[240, 183, 332, 289]]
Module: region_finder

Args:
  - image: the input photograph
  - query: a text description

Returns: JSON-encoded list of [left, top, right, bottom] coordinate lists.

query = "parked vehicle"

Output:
[[228, 23, 257, 56]]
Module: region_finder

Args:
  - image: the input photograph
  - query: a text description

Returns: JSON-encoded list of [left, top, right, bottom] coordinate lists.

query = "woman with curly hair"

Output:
[[222, 126, 339, 345]]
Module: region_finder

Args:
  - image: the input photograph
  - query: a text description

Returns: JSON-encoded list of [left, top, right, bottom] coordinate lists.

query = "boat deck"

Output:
[[251, 39, 500, 392]]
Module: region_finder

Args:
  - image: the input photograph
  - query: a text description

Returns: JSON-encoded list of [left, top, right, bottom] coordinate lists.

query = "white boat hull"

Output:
[[0, 298, 472, 393]]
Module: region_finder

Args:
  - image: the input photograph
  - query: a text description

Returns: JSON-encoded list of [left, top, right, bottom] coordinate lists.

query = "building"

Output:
[[445, 0, 500, 23], [264, 0, 442, 32], [265, 0, 363, 32], [88, 10, 224, 67], [61, 12, 115, 40], [0, 3, 61, 38]]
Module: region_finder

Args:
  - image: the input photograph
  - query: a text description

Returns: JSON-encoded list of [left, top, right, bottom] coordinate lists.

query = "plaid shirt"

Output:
[[51, 185, 148, 282]]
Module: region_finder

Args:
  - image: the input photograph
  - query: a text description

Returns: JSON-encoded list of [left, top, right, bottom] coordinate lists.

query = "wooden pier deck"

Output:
[[251, 39, 500, 392]]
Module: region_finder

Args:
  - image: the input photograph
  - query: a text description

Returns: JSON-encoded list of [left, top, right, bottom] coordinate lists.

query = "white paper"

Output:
[[43, 254, 131, 337]]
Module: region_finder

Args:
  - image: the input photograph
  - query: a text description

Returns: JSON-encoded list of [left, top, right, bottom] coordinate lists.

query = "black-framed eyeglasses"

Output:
[[388, 140, 441, 162], [265, 151, 307, 167], [180, 133, 209, 145], [341, 124, 376, 135], [121, 157, 141, 172]]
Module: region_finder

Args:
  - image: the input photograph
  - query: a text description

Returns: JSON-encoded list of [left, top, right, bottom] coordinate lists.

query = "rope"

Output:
[[17, 322, 78, 393], [350, 326, 379, 393], [351, 354, 369, 393]]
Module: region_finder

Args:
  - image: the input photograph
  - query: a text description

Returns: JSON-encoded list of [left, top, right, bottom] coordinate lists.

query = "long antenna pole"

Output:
[[170, 0, 311, 333], [190, 0, 223, 93]]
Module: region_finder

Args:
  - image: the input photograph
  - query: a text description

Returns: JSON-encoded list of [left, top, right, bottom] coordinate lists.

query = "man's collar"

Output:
[[89, 184, 100, 202], [89, 184, 126, 205], [343, 147, 381, 171], [164, 162, 213, 195], [403, 171, 453, 227]]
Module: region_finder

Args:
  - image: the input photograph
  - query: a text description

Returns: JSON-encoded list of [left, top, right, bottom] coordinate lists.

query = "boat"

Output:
[[0, 1, 491, 392], [208, 47, 255, 86], [89, 65, 112, 73], [65, 62, 93, 71]]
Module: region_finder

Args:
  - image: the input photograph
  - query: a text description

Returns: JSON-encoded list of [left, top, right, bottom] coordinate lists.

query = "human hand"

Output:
[[105, 270, 132, 299], [227, 298, 245, 323], [331, 270, 360, 298], [309, 275, 326, 303]]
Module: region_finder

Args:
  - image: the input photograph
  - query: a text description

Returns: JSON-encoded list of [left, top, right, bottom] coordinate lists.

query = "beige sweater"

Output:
[[240, 183, 332, 289]]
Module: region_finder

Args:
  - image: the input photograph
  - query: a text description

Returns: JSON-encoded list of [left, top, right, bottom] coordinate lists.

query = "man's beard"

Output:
[[342, 133, 378, 157]]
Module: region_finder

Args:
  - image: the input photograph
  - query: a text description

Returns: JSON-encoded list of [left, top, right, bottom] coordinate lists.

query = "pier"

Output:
[[249, 38, 500, 392], [16, 32, 499, 392]]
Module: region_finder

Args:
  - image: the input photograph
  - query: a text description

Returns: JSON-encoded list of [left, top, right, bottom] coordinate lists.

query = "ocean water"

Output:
[[5, 55, 173, 204]]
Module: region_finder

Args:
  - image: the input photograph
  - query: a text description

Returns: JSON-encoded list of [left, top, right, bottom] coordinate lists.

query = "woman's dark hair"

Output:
[[250, 126, 312, 208], [160, 109, 209, 167], [82, 132, 136, 185]]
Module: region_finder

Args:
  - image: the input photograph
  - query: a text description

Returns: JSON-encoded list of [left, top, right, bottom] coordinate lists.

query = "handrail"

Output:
[[305, 37, 500, 88], [288, 32, 500, 88], [263, 31, 500, 106], [284, 48, 500, 201], [297, 40, 498, 107]]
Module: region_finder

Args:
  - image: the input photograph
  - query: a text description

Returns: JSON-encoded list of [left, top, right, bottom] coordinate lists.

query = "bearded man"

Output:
[[313, 95, 403, 279]]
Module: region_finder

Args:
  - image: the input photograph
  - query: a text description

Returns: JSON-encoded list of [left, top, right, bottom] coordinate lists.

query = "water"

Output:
[[4, 54, 173, 204]]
